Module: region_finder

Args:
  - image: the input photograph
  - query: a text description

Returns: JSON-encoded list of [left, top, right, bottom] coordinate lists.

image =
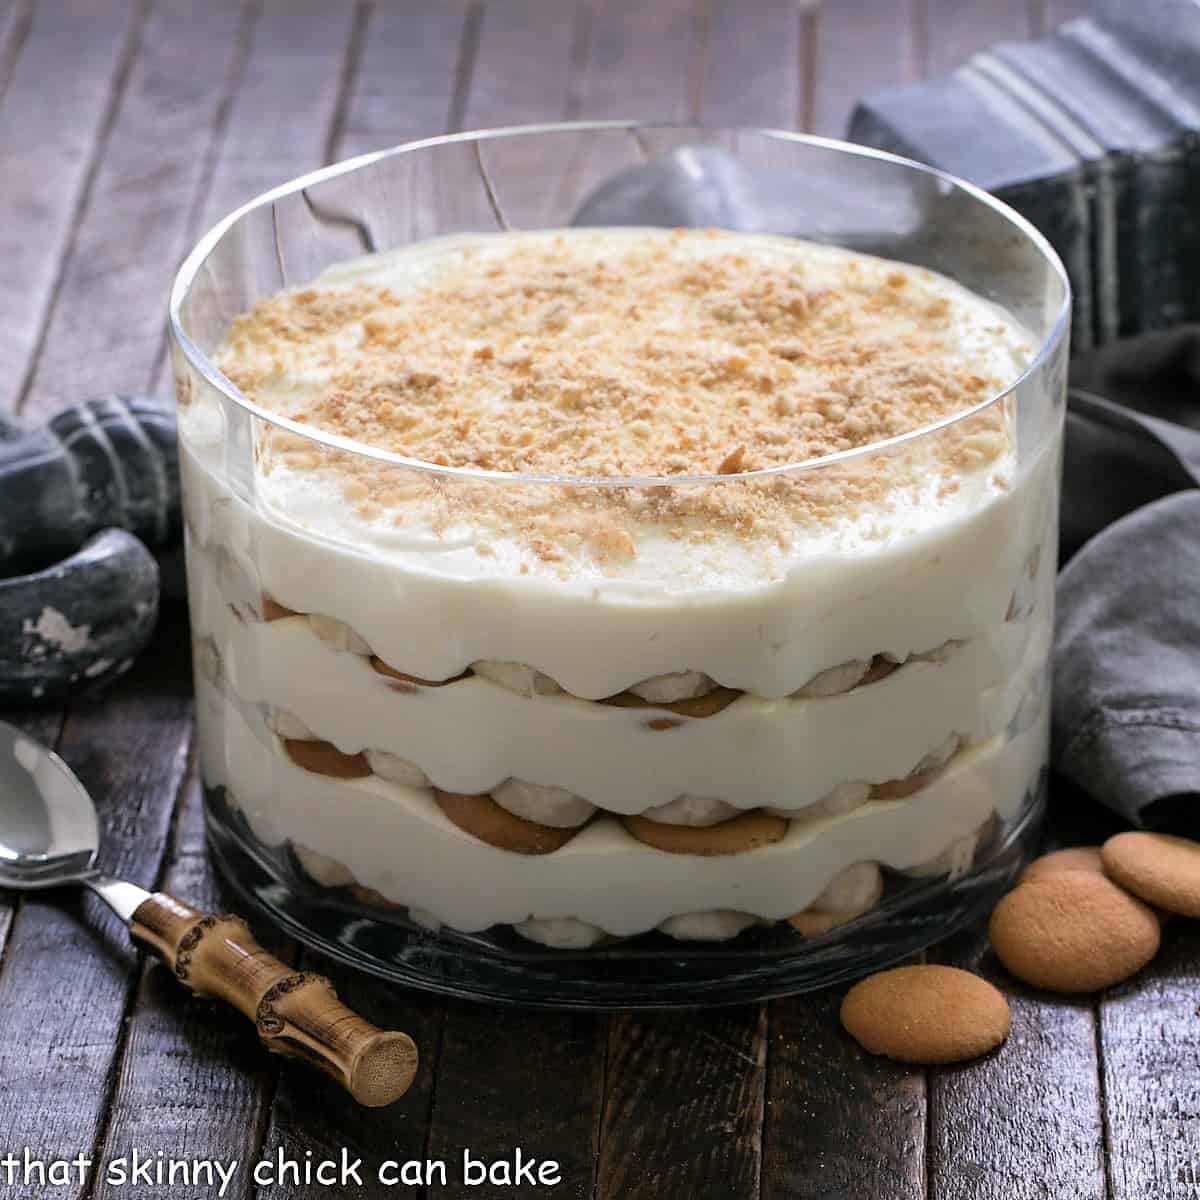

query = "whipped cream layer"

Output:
[[186, 536, 1052, 814], [195, 674, 1044, 935]]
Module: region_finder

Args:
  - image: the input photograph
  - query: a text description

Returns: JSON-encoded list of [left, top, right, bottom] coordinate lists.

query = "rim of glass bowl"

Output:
[[168, 119, 1072, 489]]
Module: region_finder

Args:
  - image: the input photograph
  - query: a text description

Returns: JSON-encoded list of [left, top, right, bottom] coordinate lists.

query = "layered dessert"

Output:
[[179, 227, 1057, 948]]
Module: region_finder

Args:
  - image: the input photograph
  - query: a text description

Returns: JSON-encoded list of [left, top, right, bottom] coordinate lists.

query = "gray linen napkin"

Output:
[[1056, 330, 1200, 831]]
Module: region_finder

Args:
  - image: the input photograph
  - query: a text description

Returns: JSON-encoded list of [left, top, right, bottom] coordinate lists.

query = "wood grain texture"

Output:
[[595, 1007, 767, 1200], [91, 776, 278, 1200], [927, 932, 1107, 1200], [338, 0, 472, 158], [195, 0, 359, 231], [424, 1003, 606, 1200], [699, 0, 805, 128], [574, 0, 704, 120], [460, 0, 582, 225], [1, 0, 143, 415], [0, 616, 192, 1200], [20, 0, 250, 421], [763, 982, 925, 1200], [1100, 923, 1200, 1200], [0, 0, 32, 103], [464, 0, 580, 126], [924, 0, 1034, 76], [1042, 0, 1089, 33], [809, 0, 920, 136]]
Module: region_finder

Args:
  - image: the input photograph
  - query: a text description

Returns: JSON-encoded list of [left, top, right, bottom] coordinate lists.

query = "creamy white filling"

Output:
[[195, 675, 1045, 935], [177, 403, 1059, 700], [187, 540, 1052, 815]]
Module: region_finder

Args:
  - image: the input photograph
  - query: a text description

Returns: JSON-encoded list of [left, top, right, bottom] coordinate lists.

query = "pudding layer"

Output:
[[195, 672, 1043, 937], [187, 535, 1052, 815]]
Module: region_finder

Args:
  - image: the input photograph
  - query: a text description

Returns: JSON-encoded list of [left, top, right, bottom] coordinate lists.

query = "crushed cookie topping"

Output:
[[218, 229, 1029, 561]]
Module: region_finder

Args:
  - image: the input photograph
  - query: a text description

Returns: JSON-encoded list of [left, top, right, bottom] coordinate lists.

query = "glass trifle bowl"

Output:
[[169, 122, 1069, 1008]]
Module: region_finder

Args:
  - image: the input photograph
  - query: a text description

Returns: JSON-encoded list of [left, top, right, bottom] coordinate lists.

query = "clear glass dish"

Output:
[[169, 122, 1069, 1008]]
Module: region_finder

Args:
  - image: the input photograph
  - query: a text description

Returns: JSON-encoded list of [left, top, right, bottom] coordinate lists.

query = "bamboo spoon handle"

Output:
[[129, 891, 418, 1107]]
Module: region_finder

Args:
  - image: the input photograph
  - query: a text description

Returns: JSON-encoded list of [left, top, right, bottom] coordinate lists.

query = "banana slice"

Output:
[[292, 842, 356, 888], [365, 749, 431, 789], [812, 862, 883, 914], [192, 636, 221, 687], [492, 779, 596, 828], [900, 819, 991, 879], [471, 660, 563, 696], [791, 659, 870, 698], [657, 910, 759, 941], [628, 670, 716, 703], [768, 780, 871, 821], [642, 793, 741, 827], [308, 613, 373, 655], [407, 906, 444, 932], [267, 707, 317, 741], [789, 862, 884, 935], [512, 917, 608, 948]]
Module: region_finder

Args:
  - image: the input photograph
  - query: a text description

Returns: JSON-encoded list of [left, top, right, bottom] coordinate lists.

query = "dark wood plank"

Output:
[[460, 0, 582, 226], [422, 1003, 606, 1200], [338, 0, 471, 158], [142, 0, 361, 394], [21, 0, 251, 422], [927, 931, 1107, 1200], [596, 1007, 766, 1200], [810, 0, 921, 136], [763, 982, 925, 1200], [924, 0, 1034, 76], [195, 0, 359, 233], [574, 0, 704, 121], [91, 771, 278, 1200], [0, 0, 143, 416], [700, 0, 805, 128], [0, 0, 31, 101], [0, 616, 193, 1200], [464, 0, 580, 127], [1100, 923, 1200, 1200], [1043, 0, 1089, 33]]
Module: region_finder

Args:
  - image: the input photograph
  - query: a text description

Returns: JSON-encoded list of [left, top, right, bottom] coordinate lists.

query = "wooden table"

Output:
[[3, 1, 1197, 1196]]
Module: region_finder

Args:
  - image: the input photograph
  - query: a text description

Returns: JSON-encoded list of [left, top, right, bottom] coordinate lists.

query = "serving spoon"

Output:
[[0, 719, 417, 1106]]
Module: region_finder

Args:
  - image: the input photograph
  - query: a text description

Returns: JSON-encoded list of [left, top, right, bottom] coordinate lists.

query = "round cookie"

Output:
[[1102, 831, 1200, 918], [284, 738, 373, 779], [621, 810, 787, 855], [840, 965, 1010, 1064], [1020, 845, 1104, 885], [988, 871, 1160, 993], [435, 790, 581, 855], [371, 656, 461, 689]]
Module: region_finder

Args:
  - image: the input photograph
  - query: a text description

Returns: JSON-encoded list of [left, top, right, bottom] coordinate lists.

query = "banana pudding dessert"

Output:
[[179, 226, 1056, 949]]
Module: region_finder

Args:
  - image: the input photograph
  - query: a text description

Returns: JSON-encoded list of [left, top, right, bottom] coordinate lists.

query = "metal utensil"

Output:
[[0, 719, 417, 1106]]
